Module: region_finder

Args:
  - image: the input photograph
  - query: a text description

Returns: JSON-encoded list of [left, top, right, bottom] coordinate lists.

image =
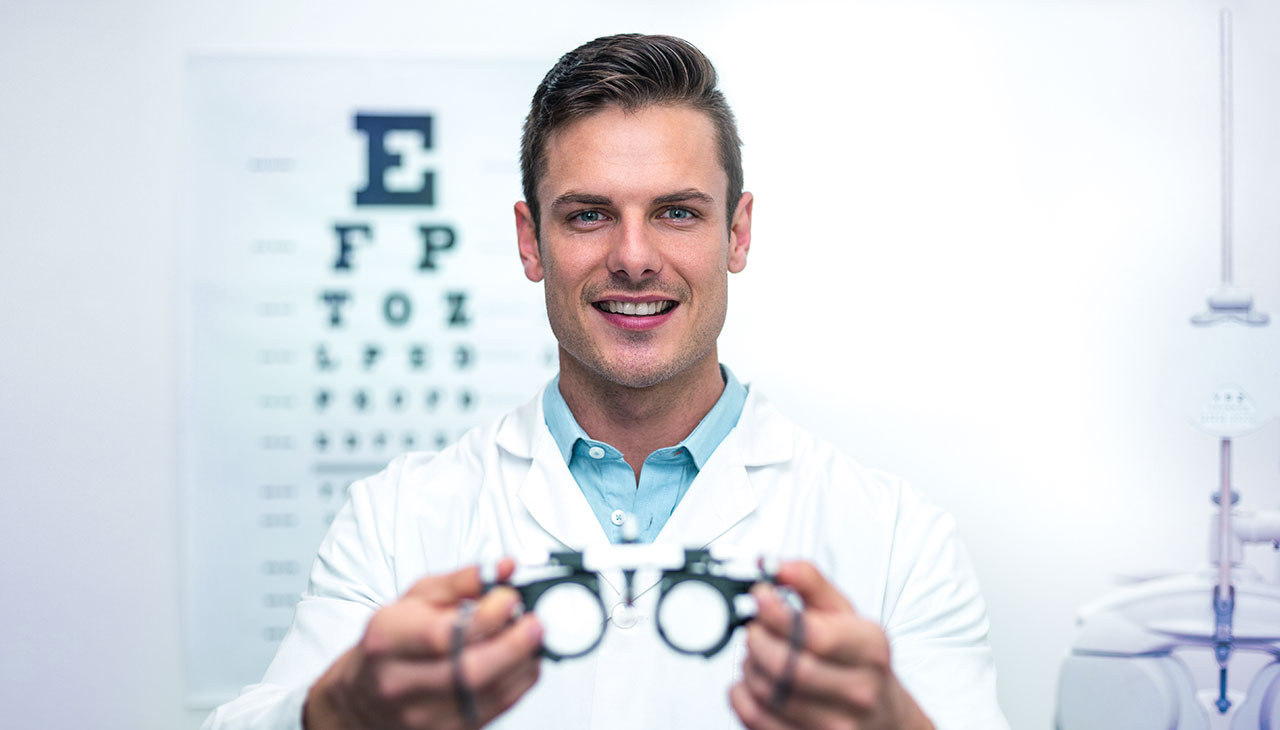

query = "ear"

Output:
[[727, 192, 753, 274], [515, 201, 544, 282]]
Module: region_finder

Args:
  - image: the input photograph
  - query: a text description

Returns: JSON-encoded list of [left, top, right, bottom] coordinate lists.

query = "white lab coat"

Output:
[[203, 385, 1009, 730]]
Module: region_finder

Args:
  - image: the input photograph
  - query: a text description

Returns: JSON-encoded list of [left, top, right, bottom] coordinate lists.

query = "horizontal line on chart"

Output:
[[251, 239, 296, 254], [248, 158, 295, 172], [258, 396, 296, 409], [479, 309, 549, 320], [257, 349, 297, 364], [481, 350, 540, 363], [313, 462, 386, 475], [256, 302, 296, 317]]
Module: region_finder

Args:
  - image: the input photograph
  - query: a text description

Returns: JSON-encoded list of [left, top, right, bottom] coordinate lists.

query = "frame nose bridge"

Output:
[[607, 214, 662, 278]]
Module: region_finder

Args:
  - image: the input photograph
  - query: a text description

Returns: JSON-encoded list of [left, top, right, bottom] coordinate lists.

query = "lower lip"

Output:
[[596, 306, 676, 331]]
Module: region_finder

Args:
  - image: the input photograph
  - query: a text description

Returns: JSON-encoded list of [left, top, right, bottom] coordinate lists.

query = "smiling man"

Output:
[[204, 34, 1008, 730], [516, 102, 749, 496]]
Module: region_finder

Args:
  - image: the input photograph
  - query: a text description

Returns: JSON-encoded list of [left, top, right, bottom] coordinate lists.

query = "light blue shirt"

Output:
[[542, 366, 748, 544]]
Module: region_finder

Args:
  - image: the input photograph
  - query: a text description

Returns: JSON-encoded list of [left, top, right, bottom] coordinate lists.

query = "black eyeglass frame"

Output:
[[506, 551, 608, 661], [493, 547, 776, 662], [655, 549, 761, 658]]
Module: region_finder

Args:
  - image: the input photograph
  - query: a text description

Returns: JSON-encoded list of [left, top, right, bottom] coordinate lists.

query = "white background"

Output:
[[2, 1, 1279, 728]]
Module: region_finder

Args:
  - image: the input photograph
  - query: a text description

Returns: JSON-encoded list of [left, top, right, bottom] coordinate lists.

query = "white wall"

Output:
[[2, 1, 1278, 728]]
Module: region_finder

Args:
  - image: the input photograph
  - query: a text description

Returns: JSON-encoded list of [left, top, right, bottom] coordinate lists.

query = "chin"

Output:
[[590, 344, 715, 390], [590, 361, 675, 390], [609, 372, 673, 390]]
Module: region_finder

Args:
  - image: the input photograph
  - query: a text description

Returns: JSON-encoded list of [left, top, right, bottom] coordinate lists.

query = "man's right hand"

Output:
[[304, 559, 543, 730]]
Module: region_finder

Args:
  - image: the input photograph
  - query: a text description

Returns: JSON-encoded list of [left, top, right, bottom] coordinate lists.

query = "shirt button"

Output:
[[611, 602, 640, 629], [610, 509, 626, 526], [588, 446, 605, 459]]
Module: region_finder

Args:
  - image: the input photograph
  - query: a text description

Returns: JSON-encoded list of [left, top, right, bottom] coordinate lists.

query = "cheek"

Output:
[[541, 260, 590, 314], [543, 280, 576, 319], [689, 266, 730, 305], [542, 247, 596, 285]]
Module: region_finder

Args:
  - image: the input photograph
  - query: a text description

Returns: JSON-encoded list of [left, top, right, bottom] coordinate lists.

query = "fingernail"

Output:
[[526, 616, 543, 642]]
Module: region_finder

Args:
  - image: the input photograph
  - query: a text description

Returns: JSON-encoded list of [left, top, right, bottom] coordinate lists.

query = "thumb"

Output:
[[407, 558, 517, 606], [773, 560, 855, 614]]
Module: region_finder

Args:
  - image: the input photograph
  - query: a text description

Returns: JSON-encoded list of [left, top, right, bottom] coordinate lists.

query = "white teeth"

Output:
[[601, 300, 673, 316]]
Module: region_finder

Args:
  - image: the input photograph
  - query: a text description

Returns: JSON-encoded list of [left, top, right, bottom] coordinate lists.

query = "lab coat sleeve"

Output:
[[201, 458, 407, 730], [881, 480, 1010, 730]]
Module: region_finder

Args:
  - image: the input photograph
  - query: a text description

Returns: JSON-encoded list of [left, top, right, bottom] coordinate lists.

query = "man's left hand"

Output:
[[729, 561, 934, 730]]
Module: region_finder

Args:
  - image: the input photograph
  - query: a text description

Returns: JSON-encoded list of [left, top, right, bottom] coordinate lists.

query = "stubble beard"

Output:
[[547, 285, 726, 391]]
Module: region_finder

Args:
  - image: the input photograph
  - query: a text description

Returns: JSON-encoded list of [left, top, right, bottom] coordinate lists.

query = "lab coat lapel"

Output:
[[657, 432, 757, 547], [519, 435, 610, 550], [655, 390, 789, 547]]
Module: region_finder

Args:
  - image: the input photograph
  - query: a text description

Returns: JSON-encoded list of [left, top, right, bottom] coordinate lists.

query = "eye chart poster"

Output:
[[182, 57, 557, 705]]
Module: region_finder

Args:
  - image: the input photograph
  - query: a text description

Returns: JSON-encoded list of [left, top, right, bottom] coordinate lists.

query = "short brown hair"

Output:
[[520, 33, 744, 233]]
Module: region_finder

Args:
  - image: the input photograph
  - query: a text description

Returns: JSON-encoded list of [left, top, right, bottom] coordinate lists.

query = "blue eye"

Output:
[[574, 210, 604, 223], [662, 207, 696, 220]]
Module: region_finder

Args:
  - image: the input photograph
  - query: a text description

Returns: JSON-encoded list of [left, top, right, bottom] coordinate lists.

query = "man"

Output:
[[205, 34, 1007, 730]]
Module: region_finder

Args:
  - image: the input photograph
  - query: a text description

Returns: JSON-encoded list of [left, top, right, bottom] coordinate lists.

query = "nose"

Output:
[[605, 217, 662, 280]]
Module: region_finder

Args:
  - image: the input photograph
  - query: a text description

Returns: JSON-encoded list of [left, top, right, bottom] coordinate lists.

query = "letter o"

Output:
[[383, 292, 412, 326]]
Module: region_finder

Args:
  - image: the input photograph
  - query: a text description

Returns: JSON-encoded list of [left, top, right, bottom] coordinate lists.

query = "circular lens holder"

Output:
[[656, 549, 760, 657], [489, 546, 780, 661]]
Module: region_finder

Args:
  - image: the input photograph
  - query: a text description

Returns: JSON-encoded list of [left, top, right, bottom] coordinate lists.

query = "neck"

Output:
[[557, 350, 726, 477]]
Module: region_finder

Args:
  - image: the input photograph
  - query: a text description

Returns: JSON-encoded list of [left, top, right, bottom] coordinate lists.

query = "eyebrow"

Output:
[[550, 192, 612, 208], [549, 189, 717, 209], [653, 189, 716, 206]]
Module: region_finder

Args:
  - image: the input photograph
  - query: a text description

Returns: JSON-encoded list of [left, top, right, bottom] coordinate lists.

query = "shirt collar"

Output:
[[541, 365, 748, 469], [542, 375, 589, 464]]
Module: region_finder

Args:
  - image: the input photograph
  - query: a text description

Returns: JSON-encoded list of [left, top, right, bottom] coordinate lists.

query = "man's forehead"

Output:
[[539, 104, 727, 206]]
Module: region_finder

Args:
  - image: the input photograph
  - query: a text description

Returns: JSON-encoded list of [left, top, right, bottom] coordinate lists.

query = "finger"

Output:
[[364, 582, 525, 658], [494, 556, 517, 583], [359, 600, 476, 658], [406, 564, 489, 605], [403, 557, 518, 606], [751, 584, 890, 669], [744, 622, 855, 701], [363, 615, 542, 704], [466, 586, 524, 642], [363, 598, 455, 657], [742, 655, 799, 710], [742, 656, 860, 727], [750, 585, 801, 642], [729, 681, 799, 730], [454, 616, 542, 730], [772, 560, 854, 614], [365, 655, 454, 703], [459, 614, 545, 692], [743, 627, 887, 715], [475, 651, 541, 725]]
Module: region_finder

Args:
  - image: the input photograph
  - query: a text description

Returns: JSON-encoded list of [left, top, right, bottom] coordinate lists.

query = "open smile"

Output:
[[593, 300, 677, 316], [591, 297, 679, 331]]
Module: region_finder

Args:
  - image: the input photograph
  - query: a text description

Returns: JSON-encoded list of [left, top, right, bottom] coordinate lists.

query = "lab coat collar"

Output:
[[496, 379, 794, 549], [657, 383, 794, 546], [495, 379, 793, 466]]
